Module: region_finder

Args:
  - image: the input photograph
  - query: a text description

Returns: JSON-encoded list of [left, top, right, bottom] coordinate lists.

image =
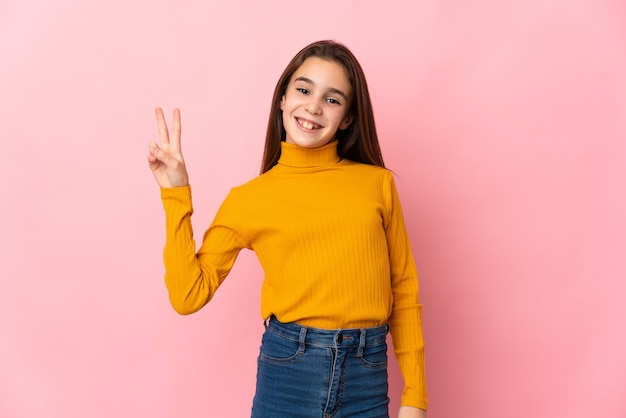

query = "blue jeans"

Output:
[[251, 316, 390, 418]]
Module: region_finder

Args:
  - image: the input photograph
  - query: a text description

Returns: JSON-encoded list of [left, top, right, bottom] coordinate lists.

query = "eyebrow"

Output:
[[294, 76, 349, 101]]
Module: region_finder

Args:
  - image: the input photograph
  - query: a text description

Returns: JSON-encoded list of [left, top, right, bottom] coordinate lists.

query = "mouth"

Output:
[[296, 117, 322, 130]]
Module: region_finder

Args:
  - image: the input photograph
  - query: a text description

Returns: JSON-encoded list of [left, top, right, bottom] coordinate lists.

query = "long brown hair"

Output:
[[260, 40, 385, 173]]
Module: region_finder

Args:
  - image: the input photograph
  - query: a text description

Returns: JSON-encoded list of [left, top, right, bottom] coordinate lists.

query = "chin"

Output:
[[288, 138, 335, 149]]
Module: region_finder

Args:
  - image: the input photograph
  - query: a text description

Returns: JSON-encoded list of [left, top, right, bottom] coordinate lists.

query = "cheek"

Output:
[[332, 109, 349, 126]]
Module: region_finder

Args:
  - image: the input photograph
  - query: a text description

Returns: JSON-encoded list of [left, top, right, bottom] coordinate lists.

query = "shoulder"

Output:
[[341, 159, 395, 184], [224, 172, 275, 201], [343, 159, 390, 173]]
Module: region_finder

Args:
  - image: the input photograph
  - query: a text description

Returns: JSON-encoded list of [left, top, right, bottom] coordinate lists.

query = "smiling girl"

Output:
[[147, 40, 427, 418]]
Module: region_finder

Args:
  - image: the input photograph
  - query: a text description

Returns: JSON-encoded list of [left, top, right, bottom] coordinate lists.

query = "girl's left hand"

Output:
[[398, 406, 427, 418]]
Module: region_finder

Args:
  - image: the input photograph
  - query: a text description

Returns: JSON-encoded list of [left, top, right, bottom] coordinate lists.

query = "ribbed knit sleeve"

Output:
[[383, 176, 428, 410], [161, 186, 246, 314]]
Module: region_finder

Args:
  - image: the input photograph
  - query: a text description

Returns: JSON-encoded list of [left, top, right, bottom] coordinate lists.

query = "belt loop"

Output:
[[298, 326, 307, 354], [356, 329, 366, 357]]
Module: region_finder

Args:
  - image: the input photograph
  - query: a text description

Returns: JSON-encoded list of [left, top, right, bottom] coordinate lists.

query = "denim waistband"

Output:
[[265, 315, 388, 351]]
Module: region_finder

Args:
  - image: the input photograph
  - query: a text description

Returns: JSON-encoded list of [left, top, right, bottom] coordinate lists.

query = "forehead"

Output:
[[291, 57, 352, 93]]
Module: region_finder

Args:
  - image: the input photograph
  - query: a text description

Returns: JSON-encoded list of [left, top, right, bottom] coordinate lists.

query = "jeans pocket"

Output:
[[357, 341, 388, 369], [258, 329, 303, 364]]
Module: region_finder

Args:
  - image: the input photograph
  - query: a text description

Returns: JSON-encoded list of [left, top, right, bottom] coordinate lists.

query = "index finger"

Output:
[[155, 107, 170, 145]]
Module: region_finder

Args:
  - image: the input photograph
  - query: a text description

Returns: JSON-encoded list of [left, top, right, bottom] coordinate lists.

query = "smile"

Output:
[[296, 117, 322, 130]]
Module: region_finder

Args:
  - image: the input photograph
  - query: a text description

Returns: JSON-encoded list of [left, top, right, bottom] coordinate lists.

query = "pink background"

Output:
[[1, 1, 625, 417]]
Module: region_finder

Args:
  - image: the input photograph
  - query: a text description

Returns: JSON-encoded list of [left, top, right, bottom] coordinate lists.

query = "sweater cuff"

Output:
[[401, 386, 428, 411], [160, 184, 192, 199], [160, 185, 193, 218]]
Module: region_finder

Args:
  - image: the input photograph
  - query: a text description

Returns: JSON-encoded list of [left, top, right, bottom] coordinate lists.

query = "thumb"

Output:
[[149, 141, 170, 163]]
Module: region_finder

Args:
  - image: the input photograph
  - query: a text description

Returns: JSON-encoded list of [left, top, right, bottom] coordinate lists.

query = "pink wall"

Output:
[[1, 1, 625, 417]]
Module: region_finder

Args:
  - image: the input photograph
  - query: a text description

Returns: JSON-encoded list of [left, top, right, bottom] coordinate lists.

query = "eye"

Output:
[[296, 87, 309, 95], [326, 98, 341, 105]]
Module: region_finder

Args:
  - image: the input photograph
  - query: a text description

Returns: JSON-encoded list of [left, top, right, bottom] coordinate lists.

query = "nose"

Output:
[[305, 97, 322, 115]]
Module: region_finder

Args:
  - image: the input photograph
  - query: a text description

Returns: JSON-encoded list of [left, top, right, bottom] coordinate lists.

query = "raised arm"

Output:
[[147, 107, 189, 188], [148, 107, 245, 314]]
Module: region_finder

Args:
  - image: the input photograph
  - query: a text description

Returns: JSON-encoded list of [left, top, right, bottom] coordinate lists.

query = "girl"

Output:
[[147, 40, 427, 418]]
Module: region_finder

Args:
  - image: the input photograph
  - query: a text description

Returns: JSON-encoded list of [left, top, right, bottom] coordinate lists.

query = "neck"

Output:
[[277, 141, 340, 168]]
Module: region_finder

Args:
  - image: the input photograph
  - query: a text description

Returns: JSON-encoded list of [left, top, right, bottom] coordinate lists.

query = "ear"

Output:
[[280, 95, 286, 110], [339, 114, 353, 130]]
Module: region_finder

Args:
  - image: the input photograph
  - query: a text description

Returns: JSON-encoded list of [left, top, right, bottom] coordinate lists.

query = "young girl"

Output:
[[147, 40, 427, 418]]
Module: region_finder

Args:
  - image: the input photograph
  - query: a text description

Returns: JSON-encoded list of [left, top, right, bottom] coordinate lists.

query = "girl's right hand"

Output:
[[147, 107, 189, 188]]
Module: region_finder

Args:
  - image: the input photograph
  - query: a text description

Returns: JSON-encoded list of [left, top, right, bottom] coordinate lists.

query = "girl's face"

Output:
[[280, 57, 353, 148]]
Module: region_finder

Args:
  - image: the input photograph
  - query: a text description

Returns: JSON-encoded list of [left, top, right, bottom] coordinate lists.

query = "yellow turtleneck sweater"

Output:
[[160, 141, 427, 409]]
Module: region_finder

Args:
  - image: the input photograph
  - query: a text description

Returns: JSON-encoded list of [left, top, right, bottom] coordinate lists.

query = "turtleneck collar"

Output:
[[277, 141, 341, 168]]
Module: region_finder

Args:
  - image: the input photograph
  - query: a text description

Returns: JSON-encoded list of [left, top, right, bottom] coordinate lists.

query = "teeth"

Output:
[[298, 118, 320, 129]]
